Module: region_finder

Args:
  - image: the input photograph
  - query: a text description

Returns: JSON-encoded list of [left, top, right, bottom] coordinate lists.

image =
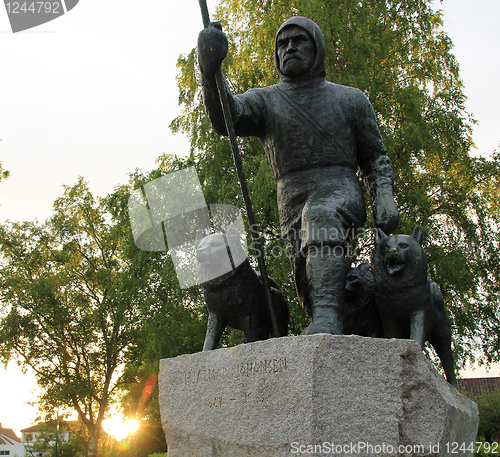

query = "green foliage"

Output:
[[97, 426, 168, 457], [107, 161, 209, 456], [24, 431, 55, 457], [51, 442, 84, 457], [475, 389, 500, 443], [475, 438, 500, 457], [171, 0, 500, 367], [0, 178, 149, 456], [22, 421, 87, 457]]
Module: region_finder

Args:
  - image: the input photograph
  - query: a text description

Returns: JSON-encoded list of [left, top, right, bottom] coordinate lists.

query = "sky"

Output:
[[1, 0, 500, 438]]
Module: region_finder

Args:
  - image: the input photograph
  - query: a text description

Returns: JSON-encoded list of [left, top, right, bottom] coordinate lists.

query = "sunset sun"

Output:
[[103, 416, 140, 441]]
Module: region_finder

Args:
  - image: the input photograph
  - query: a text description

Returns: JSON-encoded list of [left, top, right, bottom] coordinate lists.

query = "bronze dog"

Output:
[[197, 232, 289, 351], [372, 225, 456, 387]]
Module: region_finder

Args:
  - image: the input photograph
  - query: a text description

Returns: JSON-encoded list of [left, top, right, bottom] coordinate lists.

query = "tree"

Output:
[[170, 0, 500, 367], [0, 178, 146, 457], [473, 388, 500, 443], [21, 420, 87, 457], [106, 164, 210, 456]]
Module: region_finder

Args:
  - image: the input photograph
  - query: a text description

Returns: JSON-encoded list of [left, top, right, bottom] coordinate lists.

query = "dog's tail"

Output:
[[429, 277, 446, 313]]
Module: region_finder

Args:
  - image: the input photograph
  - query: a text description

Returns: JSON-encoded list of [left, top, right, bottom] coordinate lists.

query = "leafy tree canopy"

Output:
[[0, 178, 149, 457]]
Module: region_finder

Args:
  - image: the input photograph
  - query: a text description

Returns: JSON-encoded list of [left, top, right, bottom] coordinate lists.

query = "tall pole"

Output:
[[197, 0, 280, 337]]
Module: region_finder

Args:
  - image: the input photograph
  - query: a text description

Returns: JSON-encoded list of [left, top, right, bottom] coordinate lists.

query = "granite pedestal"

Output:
[[159, 335, 478, 456]]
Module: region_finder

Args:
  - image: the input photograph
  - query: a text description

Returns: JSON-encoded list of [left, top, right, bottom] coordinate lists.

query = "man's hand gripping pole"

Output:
[[197, 0, 281, 337]]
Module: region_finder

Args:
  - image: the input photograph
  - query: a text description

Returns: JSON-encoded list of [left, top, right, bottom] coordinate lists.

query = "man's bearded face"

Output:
[[277, 26, 315, 78]]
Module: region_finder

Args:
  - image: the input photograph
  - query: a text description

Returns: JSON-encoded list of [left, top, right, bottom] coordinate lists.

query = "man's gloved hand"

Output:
[[198, 22, 228, 76], [373, 187, 400, 234]]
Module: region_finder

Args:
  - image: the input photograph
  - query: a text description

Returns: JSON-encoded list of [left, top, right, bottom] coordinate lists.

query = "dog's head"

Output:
[[196, 228, 247, 284], [345, 262, 373, 295], [373, 226, 427, 282]]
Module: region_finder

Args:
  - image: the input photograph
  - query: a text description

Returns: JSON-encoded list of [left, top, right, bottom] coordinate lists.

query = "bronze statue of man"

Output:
[[198, 16, 399, 335]]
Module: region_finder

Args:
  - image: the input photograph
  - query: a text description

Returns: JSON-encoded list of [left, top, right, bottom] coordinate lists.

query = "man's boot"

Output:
[[302, 244, 345, 335]]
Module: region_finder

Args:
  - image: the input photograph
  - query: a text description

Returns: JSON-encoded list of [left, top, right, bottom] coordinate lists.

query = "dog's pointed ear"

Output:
[[375, 228, 388, 244], [360, 261, 371, 272], [411, 225, 423, 244]]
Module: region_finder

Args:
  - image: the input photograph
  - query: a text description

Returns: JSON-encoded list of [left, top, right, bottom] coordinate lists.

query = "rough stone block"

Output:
[[158, 335, 478, 456]]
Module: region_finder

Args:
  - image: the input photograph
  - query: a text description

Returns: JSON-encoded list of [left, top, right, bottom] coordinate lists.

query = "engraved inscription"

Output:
[[235, 357, 288, 378], [184, 366, 232, 385], [204, 390, 266, 409], [183, 357, 288, 385], [206, 396, 223, 408], [244, 391, 265, 404]]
